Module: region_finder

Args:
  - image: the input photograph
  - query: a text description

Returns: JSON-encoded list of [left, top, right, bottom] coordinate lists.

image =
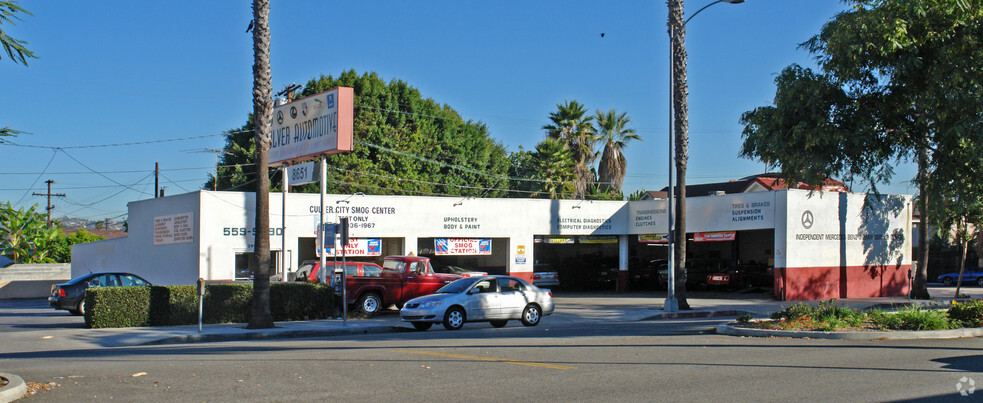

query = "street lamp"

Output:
[[665, 0, 744, 313]]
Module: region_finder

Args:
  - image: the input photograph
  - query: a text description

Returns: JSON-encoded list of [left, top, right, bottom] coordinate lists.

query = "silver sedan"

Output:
[[400, 275, 554, 331]]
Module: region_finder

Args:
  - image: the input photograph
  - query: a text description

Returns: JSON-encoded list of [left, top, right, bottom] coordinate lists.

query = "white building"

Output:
[[73, 189, 913, 301]]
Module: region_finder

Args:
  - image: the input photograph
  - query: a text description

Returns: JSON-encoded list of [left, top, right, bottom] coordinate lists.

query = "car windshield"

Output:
[[436, 277, 483, 294]]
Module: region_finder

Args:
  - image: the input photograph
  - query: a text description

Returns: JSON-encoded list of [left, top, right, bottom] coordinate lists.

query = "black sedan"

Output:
[[49, 272, 151, 315]]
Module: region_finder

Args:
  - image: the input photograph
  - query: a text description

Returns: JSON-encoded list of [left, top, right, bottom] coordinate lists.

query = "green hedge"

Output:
[[85, 282, 336, 329]]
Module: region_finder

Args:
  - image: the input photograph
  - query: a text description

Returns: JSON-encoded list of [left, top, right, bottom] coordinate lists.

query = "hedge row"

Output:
[[84, 282, 336, 328]]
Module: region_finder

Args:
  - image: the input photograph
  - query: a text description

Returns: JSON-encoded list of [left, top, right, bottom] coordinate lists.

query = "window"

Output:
[[499, 278, 524, 292], [474, 279, 497, 293], [120, 275, 148, 286]]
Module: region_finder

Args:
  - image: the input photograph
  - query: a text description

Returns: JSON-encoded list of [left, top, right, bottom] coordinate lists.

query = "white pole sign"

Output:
[[270, 87, 354, 165], [287, 161, 317, 186]]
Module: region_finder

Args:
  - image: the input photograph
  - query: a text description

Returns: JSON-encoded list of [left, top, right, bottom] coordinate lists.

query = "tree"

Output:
[[0, 202, 59, 264], [248, 0, 274, 329], [48, 228, 104, 263], [529, 139, 576, 199], [543, 100, 599, 199], [594, 108, 640, 194], [668, 0, 693, 309], [739, 0, 983, 299], [0, 1, 34, 65], [1, 1, 36, 144], [208, 71, 510, 198]]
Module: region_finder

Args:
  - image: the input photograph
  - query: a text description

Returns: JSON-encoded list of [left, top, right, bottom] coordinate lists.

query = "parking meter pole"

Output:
[[341, 237, 347, 327], [197, 278, 205, 333]]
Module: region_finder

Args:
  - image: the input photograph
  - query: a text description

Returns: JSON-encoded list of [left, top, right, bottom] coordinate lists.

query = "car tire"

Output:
[[75, 299, 85, 316], [490, 320, 508, 328], [443, 307, 465, 330], [520, 304, 541, 326], [412, 322, 432, 331], [943, 277, 954, 286], [356, 293, 383, 316], [977, 277, 983, 287]]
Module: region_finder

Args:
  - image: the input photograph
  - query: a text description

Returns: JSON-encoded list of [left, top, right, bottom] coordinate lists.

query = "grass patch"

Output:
[[744, 299, 979, 332]]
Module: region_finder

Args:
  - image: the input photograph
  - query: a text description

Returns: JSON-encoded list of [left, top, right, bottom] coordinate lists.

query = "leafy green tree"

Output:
[[739, 0, 983, 299], [594, 108, 640, 194], [0, 202, 60, 264], [529, 139, 576, 199], [543, 100, 599, 199], [48, 228, 105, 263], [208, 70, 510, 198]]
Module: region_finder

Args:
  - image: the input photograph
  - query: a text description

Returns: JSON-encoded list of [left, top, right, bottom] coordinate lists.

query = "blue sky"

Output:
[[0, 0, 918, 222]]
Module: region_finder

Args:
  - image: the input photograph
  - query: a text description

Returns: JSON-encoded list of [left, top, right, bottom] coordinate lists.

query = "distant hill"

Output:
[[55, 217, 125, 231]]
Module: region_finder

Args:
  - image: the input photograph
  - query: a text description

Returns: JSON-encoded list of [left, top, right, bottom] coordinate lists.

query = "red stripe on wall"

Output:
[[775, 265, 912, 301]]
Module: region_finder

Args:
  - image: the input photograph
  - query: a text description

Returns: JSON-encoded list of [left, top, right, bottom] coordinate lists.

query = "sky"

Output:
[[0, 0, 919, 223]]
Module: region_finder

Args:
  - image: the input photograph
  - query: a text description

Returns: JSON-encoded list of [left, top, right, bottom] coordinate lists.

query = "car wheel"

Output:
[[520, 304, 541, 326], [412, 322, 432, 331], [357, 293, 383, 316], [977, 277, 983, 287], [443, 307, 465, 330], [490, 320, 508, 328], [943, 277, 954, 286], [75, 299, 85, 316]]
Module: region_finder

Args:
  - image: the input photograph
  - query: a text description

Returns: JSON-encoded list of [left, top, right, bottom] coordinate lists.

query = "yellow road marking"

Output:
[[391, 350, 576, 370]]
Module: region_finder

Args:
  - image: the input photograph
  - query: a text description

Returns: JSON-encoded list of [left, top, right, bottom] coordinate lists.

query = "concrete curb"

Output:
[[643, 310, 752, 320], [0, 372, 27, 403], [141, 325, 408, 345], [717, 323, 983, 340]]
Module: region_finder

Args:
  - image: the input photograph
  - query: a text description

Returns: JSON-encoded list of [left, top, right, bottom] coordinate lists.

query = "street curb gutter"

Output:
[[717, 323, 983, 340], [643, 310, 751, 320], [0, 373, 27, 403], [141, 325, 408, 346]]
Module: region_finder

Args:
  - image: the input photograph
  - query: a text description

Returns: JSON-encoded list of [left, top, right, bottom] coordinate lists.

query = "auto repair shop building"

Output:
[[72, 189, 913, 301]]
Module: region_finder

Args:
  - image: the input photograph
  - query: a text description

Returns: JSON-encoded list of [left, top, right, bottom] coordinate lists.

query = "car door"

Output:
[[465, 278, 501, 320], [497, 277, 530, 318]]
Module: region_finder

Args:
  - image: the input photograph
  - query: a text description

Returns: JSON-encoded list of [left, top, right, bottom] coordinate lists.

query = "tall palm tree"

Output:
[[668, 0, 692, 309], [248, 0, 274, 329], [594, 108, 641, 193], [542, 100, 598, 199], [531, 138, 576, 199]]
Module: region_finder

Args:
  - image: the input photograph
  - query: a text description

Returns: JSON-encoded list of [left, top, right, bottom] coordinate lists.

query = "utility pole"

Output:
[[155, 162, 160, 198], [32, 180, 66, 228]]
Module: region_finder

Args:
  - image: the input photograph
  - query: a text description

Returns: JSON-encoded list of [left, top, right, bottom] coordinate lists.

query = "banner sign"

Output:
[[435, 238, 492, 255], [694, 231, 736, 242], [638, 234, 669, 244], [270, 87, 354, 165], [324, 238, 382, 256], [579, 235, 618, 244], [536, 236, 575, 244]]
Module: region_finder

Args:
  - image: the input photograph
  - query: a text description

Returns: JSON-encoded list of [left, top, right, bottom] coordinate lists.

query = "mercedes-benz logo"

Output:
[[289, 106, 298, 119], [801, 210, 814, 229], [276, 110, 283, 125], [302, 102, 308, 117]]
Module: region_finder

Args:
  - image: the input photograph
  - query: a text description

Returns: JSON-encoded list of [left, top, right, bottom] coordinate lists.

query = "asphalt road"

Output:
[[5, 313, 983, 402]]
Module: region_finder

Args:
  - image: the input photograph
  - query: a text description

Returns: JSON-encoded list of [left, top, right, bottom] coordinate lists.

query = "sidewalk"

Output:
[[7, 286, 981, 350]]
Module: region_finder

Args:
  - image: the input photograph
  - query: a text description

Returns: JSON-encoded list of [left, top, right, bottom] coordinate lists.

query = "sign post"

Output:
[[197, 277, 206, 333]]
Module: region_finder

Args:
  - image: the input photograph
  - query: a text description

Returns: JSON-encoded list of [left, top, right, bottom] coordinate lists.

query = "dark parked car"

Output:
[[630, 259, 666, 290], [937, 268, 983, 286], [707, 264, 774, 289], [49, 272, 152, 315]]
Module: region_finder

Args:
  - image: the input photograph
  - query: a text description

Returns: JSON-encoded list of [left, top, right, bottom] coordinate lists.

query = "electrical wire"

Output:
[[14, 149, 58, 206]]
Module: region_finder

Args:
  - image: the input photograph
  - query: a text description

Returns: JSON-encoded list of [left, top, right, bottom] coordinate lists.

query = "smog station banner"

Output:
[[323, 238, 382, 256], [435, 238, 492, 255]]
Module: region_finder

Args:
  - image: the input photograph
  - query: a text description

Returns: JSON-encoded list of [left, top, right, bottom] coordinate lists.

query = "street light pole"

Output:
[[665, 0, 744, 313]]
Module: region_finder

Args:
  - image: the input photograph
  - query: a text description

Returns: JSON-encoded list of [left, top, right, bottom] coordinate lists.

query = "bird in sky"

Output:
[[600, 33, 605, 37], [246, 19, 254, 33]]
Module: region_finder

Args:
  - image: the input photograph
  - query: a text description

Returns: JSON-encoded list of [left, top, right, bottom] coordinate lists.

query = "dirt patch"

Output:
[[23, 382, 58, 398]]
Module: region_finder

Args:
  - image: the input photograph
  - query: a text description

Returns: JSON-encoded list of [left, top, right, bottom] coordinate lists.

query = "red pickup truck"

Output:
[[302, 256, 463, 316]]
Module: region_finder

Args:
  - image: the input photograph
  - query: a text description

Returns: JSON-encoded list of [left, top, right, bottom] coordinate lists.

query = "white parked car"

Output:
[[400, 275, 554, 331]]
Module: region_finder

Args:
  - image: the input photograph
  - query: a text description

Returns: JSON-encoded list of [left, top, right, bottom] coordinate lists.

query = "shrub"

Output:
[[85, 286, 152, 328], [770, 302, 814, 320], [86, 282, 335, 328], [736, 313, 753, 324], [948, 300, 983, 328], [870, 306, 955, 331]]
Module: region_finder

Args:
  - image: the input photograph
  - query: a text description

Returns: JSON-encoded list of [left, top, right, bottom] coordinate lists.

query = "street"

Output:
[[4, 304, 982, 402]]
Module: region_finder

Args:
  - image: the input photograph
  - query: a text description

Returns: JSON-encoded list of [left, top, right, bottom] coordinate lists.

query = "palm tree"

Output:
[[531, 139, 576, 199], [248, 0, 274, 329], [669, 0, 691, 309], [594, 108, 641, 194], [542, 100, 598, 199]]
